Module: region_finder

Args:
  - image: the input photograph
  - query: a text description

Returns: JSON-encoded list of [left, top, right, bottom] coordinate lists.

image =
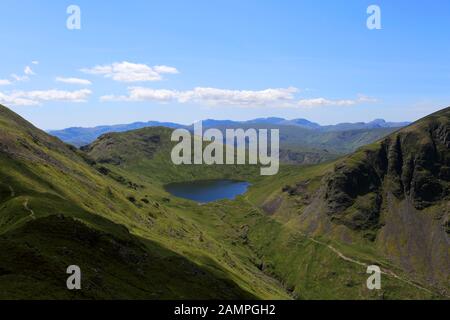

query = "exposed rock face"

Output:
[[323, 108, 450, 232], [286, 108, 450, 291]]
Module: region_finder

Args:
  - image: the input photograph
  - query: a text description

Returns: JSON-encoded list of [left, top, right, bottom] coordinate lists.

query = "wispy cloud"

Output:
[[101, 88, 178, 102], [0, 79, 12, 86], [101, 86, 376, 109], [153, 65, 179, 74], [8, 63, 37, 83], [0, 89, 92, 106], [24, 66, 35, 76], [81, 61, 179, 82], [11, 74, 29, 82], [56, 77, 92, 85], [101, 86, 299, 107], [1, 60, 376, 110], [179, 87, 299, 106], [297, 95, 377, 108]]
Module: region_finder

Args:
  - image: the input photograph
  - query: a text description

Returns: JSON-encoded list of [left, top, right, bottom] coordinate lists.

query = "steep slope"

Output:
[[320, 107, 450, 291], [83, 114, 443, 299], [210, 123, 399, 155], [81, 126, 261, 184], [1, 103, 446, 299], [319, 119, 411, 132], [0, 104, 284, 299], [73, 124, 339, 166], [255, 107, 449, 295]]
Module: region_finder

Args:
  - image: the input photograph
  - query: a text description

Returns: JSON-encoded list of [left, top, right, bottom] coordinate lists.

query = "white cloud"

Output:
[[11, 74, 29, 82], [101, 87, 178, 102], [153, 65, 179, 74], [0, 89, 92, 106], [3, 63, 39, 85], [0, 92, 37, 106], [101, 86, 299, 107], [22, 89, 91, 102], [24, 66, 35, 76], [179, 87, 299, 106], [56, 77, 92, 85], [31, 61, 39, 65], [297, 95, 377, 108], [81, 61, 179, 82], [101, 86, 377, 109], [11, 65, 35, 82]]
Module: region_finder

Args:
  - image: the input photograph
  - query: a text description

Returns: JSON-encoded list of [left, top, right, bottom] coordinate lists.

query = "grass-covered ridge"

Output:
[[252, 107, 450, 296], [0, 104, 448, 299], [0, 104, 281, 299]]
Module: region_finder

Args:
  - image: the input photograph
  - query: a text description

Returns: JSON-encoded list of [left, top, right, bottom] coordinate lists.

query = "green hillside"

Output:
[[249, 107, 450, 297], [0, 104, 448, 299], [211, 123, 399, 154], [49, 120, 401, 167], [0, 104, 279, 299]]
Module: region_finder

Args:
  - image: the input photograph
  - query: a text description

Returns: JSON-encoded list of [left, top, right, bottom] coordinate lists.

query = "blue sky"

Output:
[[0, 0, 449, 130]]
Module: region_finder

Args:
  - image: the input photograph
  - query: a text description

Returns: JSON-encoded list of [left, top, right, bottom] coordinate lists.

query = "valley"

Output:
[[50, 117, 406, 167], [0, 104, 448, 299]]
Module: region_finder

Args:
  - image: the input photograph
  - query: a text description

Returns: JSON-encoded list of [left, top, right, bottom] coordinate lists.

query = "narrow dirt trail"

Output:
[[241, 198, 439, 296], [306, 235, 435, 295], [23, 198, 36, 220]]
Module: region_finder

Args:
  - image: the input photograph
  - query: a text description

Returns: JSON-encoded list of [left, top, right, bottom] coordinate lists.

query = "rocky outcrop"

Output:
[[322, 108, 450, 232]]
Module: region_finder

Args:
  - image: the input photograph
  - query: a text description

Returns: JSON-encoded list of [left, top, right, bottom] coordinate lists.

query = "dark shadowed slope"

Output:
[[0, 104, 262, 299], [82, 108, 448, 299], [0, 103, 446, 299], [255, 107, 449, 295]]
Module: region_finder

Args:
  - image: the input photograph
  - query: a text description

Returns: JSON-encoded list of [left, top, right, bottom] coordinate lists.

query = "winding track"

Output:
[[23, 198, 36, 220], [6, 184, 443, 297], [306, 234, 435, 295], [8, 186, 36, 220], [241, 198, 441, 297]]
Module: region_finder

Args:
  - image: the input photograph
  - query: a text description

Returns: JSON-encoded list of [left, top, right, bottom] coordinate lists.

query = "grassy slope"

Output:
[[242, 166, 438, 299], [244, 108, 450, 298], [0, 103, 447, 299], [211, 123, 398, 154], [0, 105, 285, 299], [83, 124, 442, 299], [50, 121, 399, 157]]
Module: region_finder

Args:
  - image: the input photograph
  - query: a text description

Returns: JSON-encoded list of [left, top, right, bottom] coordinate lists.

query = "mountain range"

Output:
[[49, 117, 410, 148], [0, 103, 448, 299]]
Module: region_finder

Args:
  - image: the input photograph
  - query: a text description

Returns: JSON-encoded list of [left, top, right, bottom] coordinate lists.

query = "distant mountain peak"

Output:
[[249, 117, 286, 122], [48, 115, 411, 147], [369, 119, 387, 124]]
